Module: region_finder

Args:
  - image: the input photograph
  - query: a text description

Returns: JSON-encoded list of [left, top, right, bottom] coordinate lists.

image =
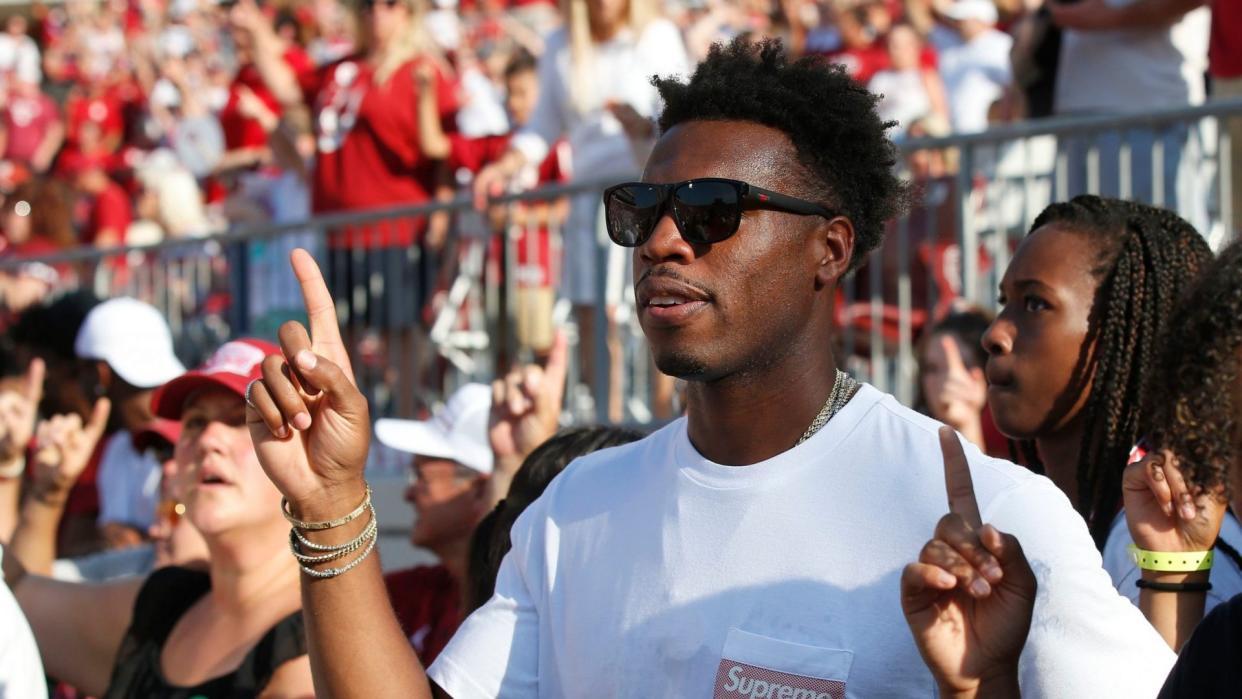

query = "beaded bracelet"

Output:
[[298, 529, 378, 579], [281, 484, 372, 531], [289, 508, 378, 565]]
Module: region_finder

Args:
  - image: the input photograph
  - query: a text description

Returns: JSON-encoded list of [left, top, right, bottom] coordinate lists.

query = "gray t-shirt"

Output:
[[1055, 1, 1210, 114]]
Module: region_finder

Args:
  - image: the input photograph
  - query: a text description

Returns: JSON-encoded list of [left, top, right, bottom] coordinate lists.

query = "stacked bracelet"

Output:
[[285, 483, 378, 578], [1136, 579, 1212, 593]]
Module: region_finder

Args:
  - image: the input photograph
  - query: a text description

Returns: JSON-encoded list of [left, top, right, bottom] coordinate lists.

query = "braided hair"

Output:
[[1018, 196, 1213, 548]]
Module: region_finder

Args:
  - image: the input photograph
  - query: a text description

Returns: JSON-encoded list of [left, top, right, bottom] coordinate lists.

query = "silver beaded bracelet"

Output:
[[298, 528, 378, 579], [292, 503, 378, 553]]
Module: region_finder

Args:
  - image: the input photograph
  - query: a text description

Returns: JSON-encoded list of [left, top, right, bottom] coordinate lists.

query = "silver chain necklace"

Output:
[[795, 369, 860, 446]]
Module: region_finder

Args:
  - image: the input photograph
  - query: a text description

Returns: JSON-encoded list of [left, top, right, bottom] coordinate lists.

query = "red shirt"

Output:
[[65, 92, 124, 153], [221, 48, 315, 151], [1210, 0, 1242, 79], [84, 181, 132, 246], [307, 56, 459, 247], [383, 564, 461, 666], [3, 91, 59, 165]]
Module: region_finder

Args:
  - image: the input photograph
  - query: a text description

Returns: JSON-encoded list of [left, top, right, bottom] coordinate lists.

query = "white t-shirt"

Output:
[[98, 431, 162, 530], [511, 20, 690, 181], [0, 548, 48, 699], [1055, 1, 1209, 113], [429, 384, 1174, 698], [939, 28, 1013, 133], [868, 69, 933, 137], [1102, 509, 1242, 613]]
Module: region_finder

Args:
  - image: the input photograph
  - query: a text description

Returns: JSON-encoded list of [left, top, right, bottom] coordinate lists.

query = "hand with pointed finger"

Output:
[[31, 399, 111, 497], [1122, 449, 1227, 555], [0, 358, 45, 469], [902, 427, 1037, 699], [246, 249, 371, 520], [489, 332, 569, 474]]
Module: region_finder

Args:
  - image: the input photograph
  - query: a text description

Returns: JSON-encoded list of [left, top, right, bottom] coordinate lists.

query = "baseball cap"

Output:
[[943, 0, 998, 24], [133, 418, 183, 452], [374, 383, 494, 475], [151, 338, 279, 419], [75, 298, 186, 389]]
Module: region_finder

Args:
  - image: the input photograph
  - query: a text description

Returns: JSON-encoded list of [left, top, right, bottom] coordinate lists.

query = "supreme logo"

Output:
[[713, 660, 845, 699]]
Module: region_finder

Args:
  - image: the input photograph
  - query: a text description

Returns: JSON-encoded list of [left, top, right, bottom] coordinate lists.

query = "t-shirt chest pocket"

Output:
[[712, 628, 853, 699]]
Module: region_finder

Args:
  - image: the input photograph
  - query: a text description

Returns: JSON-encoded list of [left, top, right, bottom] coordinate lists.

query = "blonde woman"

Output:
[[1, 340, 312, 697], [473, 0, 690, 412]]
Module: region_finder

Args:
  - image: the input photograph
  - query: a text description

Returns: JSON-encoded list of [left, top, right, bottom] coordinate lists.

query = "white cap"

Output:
[[75, 298, 186, 389], [943, 0, 998, 24], [374, 383, 494, 475]]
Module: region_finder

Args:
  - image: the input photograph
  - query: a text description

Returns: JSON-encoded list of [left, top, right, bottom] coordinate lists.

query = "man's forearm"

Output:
[[294, 493, 434, 699]]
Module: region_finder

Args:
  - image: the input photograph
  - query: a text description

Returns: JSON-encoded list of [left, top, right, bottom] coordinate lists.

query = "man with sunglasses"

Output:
[[246, 38, 1175, 698]]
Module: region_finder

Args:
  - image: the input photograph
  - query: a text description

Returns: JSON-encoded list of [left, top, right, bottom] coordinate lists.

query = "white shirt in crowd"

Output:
[[0, 32, 40, 85], [1055, 0, 1209, 113], [939, 28, 1012, 133], [98, 431, 162, 530], [868, 69, 933, 138], [1103, 509, 1242, 614], [0, 547, 47, 699], [430, 384, 1174, 698], [510, 19, 690, 305]]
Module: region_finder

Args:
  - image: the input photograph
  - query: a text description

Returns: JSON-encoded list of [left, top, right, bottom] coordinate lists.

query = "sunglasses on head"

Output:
[[603, 177, 837, 248]]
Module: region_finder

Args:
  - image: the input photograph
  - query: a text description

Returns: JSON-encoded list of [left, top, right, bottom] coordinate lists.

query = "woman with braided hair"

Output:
[[982, 195, 1213, 549], [1099, 239, 1242, 639]]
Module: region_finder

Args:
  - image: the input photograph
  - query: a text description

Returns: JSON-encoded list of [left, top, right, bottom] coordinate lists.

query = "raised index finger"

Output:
[[940, 425, 982, 529], [290, 248, 352, 373], [940, 335, 968, 378]]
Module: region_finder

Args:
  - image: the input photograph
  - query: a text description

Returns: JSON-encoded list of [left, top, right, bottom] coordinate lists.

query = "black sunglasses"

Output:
[[603, 178, 837, 247], [361, 0, 400, 8]]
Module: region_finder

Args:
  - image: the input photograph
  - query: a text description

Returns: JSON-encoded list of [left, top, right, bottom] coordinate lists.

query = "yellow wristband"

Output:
[[1128, 544, 1213, 572]]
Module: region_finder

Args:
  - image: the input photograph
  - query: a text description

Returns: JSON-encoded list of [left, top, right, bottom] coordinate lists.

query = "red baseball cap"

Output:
[[132, 418, 183, 452], [151, 338, 280, 420]]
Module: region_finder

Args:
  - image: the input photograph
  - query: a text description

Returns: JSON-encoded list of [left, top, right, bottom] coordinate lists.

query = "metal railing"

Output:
[[4, 99, 1240, 448]]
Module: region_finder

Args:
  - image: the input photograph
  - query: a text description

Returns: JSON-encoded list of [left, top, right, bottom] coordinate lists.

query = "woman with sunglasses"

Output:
[[472, 0, 689, 412], [981, 196, 1212, 548], [1, 339, 313, 698]]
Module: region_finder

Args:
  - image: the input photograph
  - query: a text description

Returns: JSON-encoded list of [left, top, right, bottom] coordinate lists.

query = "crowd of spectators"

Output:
[[0, 0, 1228, 291]]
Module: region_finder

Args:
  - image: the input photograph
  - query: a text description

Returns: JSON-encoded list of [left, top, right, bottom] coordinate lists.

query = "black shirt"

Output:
[[1158, 593, 1242, 698], [103, 566, 306, 699]]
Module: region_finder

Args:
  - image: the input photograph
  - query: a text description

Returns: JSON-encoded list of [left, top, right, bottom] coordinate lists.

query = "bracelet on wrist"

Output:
[[281, 483, 371, 531], [1128, 544, 1213, 572], [1136, 578, 1212, 593], [0, 458, 26, 480]]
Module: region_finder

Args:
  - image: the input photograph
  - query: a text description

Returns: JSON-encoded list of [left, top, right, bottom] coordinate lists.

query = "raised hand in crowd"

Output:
[[927, 335, 988, 452], [247, 249, 434, 699], [901, 427, 1036, 699], [1121, 449, 1227, 650], [31, 400, 112, 498], [0, 358, 44, 477], [488, 331, 568, 503], [7, 399, 111, 577]]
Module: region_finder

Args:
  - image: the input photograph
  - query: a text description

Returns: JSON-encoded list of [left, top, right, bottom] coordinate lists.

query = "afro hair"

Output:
[[653, 38, 907, 270]]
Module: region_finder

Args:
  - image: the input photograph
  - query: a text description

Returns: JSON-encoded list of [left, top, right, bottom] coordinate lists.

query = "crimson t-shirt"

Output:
[[383, 564, 461, 666], [1211, 0, 1242, 79], [221, 48, 315, 151], [65, 92, 124, 152], [306, 56, 459, 247], [84, 181, 132, 246], [3, 92, 59, 164]]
